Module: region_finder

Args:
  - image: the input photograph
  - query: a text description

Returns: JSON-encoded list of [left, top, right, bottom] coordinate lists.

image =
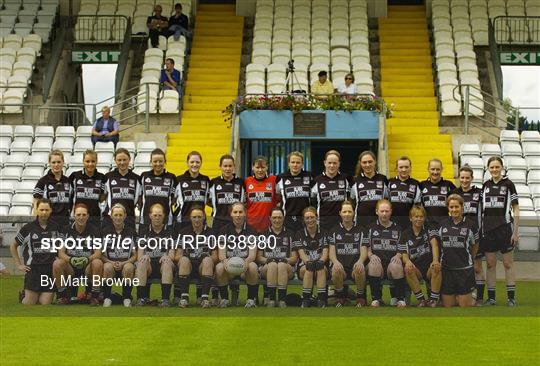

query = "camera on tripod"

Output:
[[287, 59, 295, 72]]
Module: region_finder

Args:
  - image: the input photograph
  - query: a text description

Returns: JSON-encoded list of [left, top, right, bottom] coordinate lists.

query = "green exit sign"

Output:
[[500, 52, 540, 65], [71, 50, 121, 63]]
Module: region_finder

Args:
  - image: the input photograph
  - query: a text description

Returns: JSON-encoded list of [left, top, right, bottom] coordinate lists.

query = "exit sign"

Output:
[[500, 52, 540, 65], [71, 50, 121, 63]]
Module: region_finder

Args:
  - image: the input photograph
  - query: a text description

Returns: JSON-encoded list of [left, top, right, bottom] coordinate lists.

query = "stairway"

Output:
[[379, 5, 454, 180], [166, 4, 243, 177]]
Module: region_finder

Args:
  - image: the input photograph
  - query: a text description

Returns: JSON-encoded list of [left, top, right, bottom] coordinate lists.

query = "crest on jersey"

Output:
[[336, 234, 342, 240], [359, 183, 364, 189], [303, 177, 310, 185], [32, 234, 38, 239], [443, 228, 448, 233], [64, 183, 70, 190], [391, 184, 397, 189], [473, 193, 479, 200], [338, 180, 345, 188], [164, 178, 171, 186], [216, 185, 222, 190], [248, 184, 254, 190], [441, 187, 448, 194], [266, 183, 272, 190], [373, 230, 379, 236], [129, 180, 135, 188], [460, 228, 468, 236], [145, 178, 151, 183], [377, 181, 383, 188], [422, 188, 428, 193], [500, 186, 507, 195], [77, 179, 83, 185], [182, 182, 189, 188], [234, 184, 240, 192], [48, 184, 54, 190], [485, 188, 490, 193], [354, 233, 360, 241], [392, 231, 399, 239], [320, 183, 326, 189], [285, 179, 291, 185], [409, 185, 416, 192], [201, 181, 207, 189], [111, 180, 117, 185]]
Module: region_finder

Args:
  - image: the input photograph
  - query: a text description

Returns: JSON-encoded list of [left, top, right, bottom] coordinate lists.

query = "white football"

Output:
[[226, 257, 245, 276]]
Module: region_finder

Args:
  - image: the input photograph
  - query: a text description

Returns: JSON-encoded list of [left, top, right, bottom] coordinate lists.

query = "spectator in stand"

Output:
[[337, 73, 358, 95], [160, 58, 181, 94], [91, 106, 119, 146], [147, 5, 169, 48], [168, 3, 190, 41], [311, 71, 334, 97]]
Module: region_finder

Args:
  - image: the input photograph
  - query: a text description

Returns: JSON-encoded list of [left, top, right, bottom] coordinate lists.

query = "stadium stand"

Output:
[[0, 0, 56, 42], [247, 0, 372, 94], [381, 5, 454, 179], [165, 4, 241, 177]]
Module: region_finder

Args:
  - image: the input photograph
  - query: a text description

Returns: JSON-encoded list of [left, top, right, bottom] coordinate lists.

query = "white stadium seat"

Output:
[[94, 141, 115, 153], [73, 139, 93, 153], [9, 205, 32, 216], [1, 166, 23, 180], [15, 180, 38, 195], [31, 138, 53, 152], [25, 153, 49, 168], [501, 142, 523, 157], [159, 90, 180, 113], [22, 166, 44, 180], [137, 141, 157, 153], [500, 129, 520, 143], [116, 141, 136, 156]]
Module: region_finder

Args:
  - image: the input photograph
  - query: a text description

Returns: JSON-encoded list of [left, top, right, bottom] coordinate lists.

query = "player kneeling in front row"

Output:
[[54, 203, 103, 305], [438, 194, 479, 307], [258, 207, 297, 308], [329, 201, 368, 307], [10, 199, 60, 305], [175, 206, 217, 308], [215, 202, 259, 308], [135, 203, 176, 307], [101, 203, 138, 307], [399, 205, 441, 307], [296, 207, 329, 308], [363, 199, 406, 307]]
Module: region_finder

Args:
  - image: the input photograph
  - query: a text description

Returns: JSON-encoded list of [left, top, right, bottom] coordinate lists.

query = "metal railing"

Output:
[[74, 15, 130, 44], [455, 84, 539, 137], [115, 18, 133, 97], [488, 19, 504, 99], [493, 16, 540, 45], [42, 24, 67, 102]]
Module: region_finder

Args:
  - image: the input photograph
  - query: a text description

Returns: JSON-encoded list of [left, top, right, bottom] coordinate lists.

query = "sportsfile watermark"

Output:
[[39, 234, 278, 253]]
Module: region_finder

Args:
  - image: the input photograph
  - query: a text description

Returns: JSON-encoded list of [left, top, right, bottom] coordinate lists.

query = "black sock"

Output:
[[476, 280, 485, 300], [488, 287, 496, 301], [356, 288, 366, 299], [219, 285, 229, 300], [343, 284, 349, 298], [57, 287, 68, 299], [268, 286, 276, 301], [231, 283, 240, 294], [145, 284, 151, 299], [507, 284, 515, 300], [389, 285, 396, 298], [414, 290, 425, 301], [85, 284, 91, 294], [173, 285, 181, 299], [136, 285, 145, 300], [103, 285, 112, 299], [247, 284, 259, 301], [263, 284, 269, 299], [161, 284, 172, 301], [196, 284, 202, 298], [91, 286, 100, 298], [317, 288, 327, 302], [71, 286, 79, 298], [201, 276, 213, 298], [211, 287, 219, 299], [277, 287, 287, 302], [335, 287, 344, 299], [122, 285, 132, 300], [302, 288, 311, 301], [368, 276, 382, 301], [178, 275, 189, 299], [393, 278, 406, 300]]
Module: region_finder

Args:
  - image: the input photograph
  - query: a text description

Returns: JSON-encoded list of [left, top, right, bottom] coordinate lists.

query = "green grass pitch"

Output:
[[1, 276, 539, 365]]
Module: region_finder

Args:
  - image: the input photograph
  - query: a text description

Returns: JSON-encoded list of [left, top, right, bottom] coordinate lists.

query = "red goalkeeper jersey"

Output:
[[245, 175, 277, 232]]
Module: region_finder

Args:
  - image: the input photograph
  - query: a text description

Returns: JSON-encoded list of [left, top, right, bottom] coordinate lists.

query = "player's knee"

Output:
[[277, 262, 288, 272], [266, 261, 278, 271], [91, 258, 103, 270], [247, 262, 258, 274], [368, 262, 382, 276], [331, 267, 343, 279], [388, 263, 403, 278], [103, 262, 114, 276], [215, 262, 225, 276], [123, 263, 135, 277], [502, 258, 513, 270], [52, 259, 64, 272]]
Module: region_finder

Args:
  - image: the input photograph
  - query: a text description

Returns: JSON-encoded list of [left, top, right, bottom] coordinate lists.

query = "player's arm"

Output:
[[168, 248, 176, 261], [89, 249, 101, 262], [257, 249, 267, 264], [218, 246, 227, 262], [298, 248, 309, 263], [210, 249, 219, 264], [246, 247, 257, 265], [511, 201, 519, 245], [10, 240, 29, 272], [320, 247, 329, 263], [288, 250, 298, 266]]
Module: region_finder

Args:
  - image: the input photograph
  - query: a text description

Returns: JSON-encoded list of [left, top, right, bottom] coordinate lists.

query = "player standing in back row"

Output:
[[275, 151, 314, 231], [480, 157, 520, 307], [245, 156, 277, 233], [419, 158, 456, 228], [387, 156, 421, 229]]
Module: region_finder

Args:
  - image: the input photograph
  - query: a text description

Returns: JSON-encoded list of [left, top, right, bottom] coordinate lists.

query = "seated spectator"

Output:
[[91, 106, 119, 145], [160, 58, 181, 93], [337, 73, 358, 95], [169, 3, 190, 41], [147, 5, 169, 48], [311, 71, 335, 97]]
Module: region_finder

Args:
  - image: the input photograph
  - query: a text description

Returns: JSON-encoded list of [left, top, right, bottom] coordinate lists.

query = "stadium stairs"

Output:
[[165, 4, 243, 178], [379, 5, 454, 179]]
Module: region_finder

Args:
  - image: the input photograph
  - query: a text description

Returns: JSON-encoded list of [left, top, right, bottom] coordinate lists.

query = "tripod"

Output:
[[285, 60, 305, 94]]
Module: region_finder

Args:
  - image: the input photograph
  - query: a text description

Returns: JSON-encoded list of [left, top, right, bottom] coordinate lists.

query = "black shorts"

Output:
[[330, 263, 355, 281], [480, 224, 514, 254], [189, 260, 202, 279], [441, 267, 475, 295], [412, 257, 431, 280], [24, 264, 54, 293]]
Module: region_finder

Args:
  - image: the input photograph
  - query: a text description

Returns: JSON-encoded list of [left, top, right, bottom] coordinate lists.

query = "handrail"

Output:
[[42, 24, 66, 102], [74, 15, 129, 44], [115, 17, 132, 97], [488, 19, 504, 99], [493, 15, 540, 45]]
